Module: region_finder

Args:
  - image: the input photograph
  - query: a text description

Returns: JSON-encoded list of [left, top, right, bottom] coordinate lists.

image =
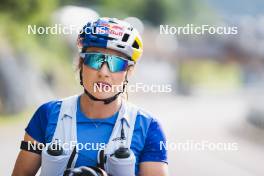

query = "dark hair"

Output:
[[77, 57, 83, 71]]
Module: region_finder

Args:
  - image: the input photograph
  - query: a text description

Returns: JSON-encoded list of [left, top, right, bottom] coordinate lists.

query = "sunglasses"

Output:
[[80, 52, 134, 73]]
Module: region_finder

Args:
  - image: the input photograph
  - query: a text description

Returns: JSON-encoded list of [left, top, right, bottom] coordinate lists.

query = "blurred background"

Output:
[[1, 0, 264, 175]]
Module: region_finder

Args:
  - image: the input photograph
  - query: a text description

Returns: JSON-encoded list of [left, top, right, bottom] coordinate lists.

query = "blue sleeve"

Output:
[[140, 118, 168, 164], [25, 103, 49, 143]]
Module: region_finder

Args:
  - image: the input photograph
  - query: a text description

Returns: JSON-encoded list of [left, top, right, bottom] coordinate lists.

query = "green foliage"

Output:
[[0, 0, 58, 24], [180, 60, 242, 89], [0, 0, 76, 92], [0, 0, 60, 53]]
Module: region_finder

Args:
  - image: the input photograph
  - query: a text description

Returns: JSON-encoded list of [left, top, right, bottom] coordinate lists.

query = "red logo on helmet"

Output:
[[100, 23, 110, 28], [111, 25, 124, 31], [100, 23, 124, 31]]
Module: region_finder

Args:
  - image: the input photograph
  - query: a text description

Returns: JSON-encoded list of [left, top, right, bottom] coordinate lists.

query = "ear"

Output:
[[127, 65, 135, 77]]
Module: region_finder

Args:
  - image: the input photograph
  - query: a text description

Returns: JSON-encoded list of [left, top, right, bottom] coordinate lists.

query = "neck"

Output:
[[80, 93, 122, 119]]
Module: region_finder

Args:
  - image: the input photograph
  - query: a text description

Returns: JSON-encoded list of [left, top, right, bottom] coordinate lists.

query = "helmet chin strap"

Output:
[[80, 68, 128, 105]]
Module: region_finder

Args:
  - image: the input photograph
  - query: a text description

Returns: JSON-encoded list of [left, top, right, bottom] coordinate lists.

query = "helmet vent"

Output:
[[132, 40, 139, 49], [117, 45, 125, 48], [122, 34, 130, 42], [128, 27, 133, 31]]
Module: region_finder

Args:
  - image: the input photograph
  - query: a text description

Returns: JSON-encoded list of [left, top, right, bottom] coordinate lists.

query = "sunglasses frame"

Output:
[[80, 52, 135, 72]]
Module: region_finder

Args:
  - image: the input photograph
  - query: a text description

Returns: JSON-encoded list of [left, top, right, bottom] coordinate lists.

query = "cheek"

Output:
[[82, 66, 96, 84], [111, 72, 126, 85]]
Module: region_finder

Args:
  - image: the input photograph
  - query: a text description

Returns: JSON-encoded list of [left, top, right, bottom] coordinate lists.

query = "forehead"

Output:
[[86, 47, 129, 59]]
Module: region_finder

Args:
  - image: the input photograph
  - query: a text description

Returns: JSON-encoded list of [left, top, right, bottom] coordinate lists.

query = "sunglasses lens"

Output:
[[83, 53, 104, 70], [82, 53, 130, 72], [108, 56, 129, 72]]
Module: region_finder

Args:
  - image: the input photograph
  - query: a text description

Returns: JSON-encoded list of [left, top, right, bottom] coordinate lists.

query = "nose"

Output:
[[98, 62, 111, 77]]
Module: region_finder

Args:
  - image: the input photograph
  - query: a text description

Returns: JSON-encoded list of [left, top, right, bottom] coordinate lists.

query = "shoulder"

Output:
[[30, 99, 62, 122], [34, 94, 82, 124], [129, 103, 168, 163], [129, 102, 163, 137], [37, 99, 62, 118], [25, 98, 63, 143], [137, 106, 155, 126]]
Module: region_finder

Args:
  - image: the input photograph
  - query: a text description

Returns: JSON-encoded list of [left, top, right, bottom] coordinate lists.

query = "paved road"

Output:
[[1, 93, 264, 176], [132, 93, 264, 176]]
